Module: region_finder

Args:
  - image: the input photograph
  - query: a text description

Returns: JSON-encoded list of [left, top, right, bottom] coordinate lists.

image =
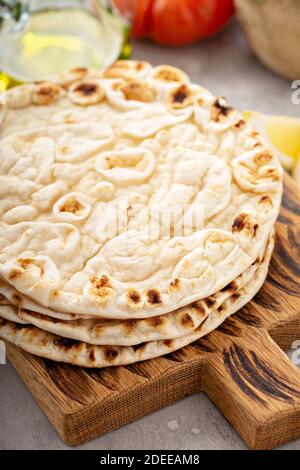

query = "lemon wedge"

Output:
[[293, 158, 300, 186], [243, 110, 300, 174]]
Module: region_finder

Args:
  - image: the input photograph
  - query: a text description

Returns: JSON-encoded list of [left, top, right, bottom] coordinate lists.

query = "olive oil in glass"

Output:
[[0, 0, 130, 89]]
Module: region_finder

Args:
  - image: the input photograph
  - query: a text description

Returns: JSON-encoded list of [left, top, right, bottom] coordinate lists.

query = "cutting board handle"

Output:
[[204, 327, 300, 449]]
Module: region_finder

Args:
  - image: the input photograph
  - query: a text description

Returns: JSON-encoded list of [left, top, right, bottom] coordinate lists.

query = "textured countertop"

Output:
[[0, 19, 299, 451]]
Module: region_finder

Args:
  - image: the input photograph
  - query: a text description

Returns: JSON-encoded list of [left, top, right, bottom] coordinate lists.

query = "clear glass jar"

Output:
[[0, 0, 130, 89]]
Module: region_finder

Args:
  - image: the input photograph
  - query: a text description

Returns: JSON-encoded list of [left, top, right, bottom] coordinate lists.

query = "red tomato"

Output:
[[113, 0, 153, 37], [113, 0, 234, 46], [132, 0, 154, 38]]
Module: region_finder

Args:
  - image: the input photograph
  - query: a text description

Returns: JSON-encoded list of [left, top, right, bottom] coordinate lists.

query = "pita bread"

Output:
[[0, 233, 273, 367], [0, 293, 10, 305], [17, 238, 271, 345], [0, 304, 28, 324], [0, 62, 282, 320], [0, 279, 88, 320], [0, 235, 272, 345]]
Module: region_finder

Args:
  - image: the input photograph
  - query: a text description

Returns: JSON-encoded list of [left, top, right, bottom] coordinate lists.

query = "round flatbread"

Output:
[[0, 304, 28, 324], [0, 61, 282, 319], [0, 279, 87, 321], [13, 236, 271, 345], [0, 233, 273, 367]]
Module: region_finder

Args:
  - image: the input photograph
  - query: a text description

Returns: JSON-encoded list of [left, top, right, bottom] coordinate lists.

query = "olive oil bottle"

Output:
[[0, 1, 130, 90]]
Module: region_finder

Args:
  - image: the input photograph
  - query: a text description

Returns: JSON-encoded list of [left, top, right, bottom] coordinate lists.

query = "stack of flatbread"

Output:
[[0, 61, 282, 368]]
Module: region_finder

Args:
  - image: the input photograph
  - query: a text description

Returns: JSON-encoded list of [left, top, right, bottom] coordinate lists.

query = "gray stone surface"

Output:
[[0, 19, 299, 450]]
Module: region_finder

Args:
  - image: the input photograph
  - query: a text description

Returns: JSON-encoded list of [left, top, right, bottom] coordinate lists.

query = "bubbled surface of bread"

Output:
[[0, 61, 282, 319]]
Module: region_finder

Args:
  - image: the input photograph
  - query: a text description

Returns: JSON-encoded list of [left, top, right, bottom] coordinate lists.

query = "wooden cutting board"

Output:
[[6, 174, 300, 450]]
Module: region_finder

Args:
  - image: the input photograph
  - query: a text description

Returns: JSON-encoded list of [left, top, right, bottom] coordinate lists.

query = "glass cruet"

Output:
[[0, 0, 130, 89]]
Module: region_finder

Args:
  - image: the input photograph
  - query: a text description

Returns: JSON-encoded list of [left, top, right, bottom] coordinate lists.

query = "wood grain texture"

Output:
[[6, 173, 300, 450]]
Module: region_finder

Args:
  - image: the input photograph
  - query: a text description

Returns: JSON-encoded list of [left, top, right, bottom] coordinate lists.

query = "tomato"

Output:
[[113, 0, 234, 46], [132, 0, 154, 38], [113, 0, 153, 37]]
